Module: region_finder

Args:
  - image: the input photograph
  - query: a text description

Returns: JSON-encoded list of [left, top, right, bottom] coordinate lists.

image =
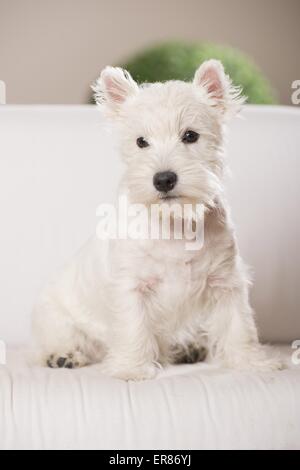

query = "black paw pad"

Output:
[[173, 344, 207, 364], [57, 357, 67, 368], [186, 345, 207, 363]]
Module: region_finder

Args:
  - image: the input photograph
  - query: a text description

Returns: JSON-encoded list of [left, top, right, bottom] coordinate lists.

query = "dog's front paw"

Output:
[[101, 361, 159, 381]]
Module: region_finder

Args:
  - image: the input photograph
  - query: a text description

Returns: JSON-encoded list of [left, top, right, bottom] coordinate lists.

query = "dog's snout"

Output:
[[153, 171, 178, 193]]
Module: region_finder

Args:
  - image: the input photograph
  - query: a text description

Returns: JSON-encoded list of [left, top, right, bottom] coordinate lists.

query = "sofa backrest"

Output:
[[0, 105, 299, 345]]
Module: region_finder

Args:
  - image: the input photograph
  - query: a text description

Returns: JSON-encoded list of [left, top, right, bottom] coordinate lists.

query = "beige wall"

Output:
[[0, 0, 299, 105]]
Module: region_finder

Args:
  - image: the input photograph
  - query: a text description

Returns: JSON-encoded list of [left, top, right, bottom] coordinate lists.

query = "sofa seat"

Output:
[[0, 345, 299, 450]]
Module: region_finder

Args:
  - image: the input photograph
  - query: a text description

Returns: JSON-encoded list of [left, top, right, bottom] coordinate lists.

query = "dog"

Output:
[[33, 60, 283, 380]]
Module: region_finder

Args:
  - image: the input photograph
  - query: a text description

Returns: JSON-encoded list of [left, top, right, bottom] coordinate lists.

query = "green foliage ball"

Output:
[[121, 41, 277, 104]]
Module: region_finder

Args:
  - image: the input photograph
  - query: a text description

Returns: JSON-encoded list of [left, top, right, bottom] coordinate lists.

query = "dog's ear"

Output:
[[193, 59, 245, 117], [92, 66, 139, 112]]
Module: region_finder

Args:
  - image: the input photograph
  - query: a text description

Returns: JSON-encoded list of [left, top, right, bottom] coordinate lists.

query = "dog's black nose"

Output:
[[153, 171, 178, 193]]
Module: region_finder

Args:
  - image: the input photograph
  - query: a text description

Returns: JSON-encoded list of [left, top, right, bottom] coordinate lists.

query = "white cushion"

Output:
[[0, 345, 299, 450]]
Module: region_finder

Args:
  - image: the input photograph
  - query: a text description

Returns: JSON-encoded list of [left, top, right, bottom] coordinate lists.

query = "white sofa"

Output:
[[0, 105, 299, 450]]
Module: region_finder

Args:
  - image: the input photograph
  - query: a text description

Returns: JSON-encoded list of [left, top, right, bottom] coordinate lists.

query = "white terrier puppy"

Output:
[[33, 60, 282, 379]]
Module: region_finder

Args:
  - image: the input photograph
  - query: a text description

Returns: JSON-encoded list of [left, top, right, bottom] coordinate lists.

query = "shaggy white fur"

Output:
[[33, 60, 283, 380]]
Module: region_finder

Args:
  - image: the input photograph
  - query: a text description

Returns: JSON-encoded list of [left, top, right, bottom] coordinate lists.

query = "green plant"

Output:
[[120, 41, 277, 104]]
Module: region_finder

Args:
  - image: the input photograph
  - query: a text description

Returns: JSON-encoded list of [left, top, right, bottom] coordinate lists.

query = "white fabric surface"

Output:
[[0, 345, 299, 450]]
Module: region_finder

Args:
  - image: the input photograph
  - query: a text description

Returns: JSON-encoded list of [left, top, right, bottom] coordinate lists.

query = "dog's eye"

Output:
[[182, 130, 200, 144], [136, 137, 149, 148]]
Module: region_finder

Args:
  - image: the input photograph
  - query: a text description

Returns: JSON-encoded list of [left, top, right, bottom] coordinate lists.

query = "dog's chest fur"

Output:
[[112, 207, 232, 333]]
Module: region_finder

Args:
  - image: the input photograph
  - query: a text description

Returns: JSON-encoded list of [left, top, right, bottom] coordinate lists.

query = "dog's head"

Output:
[[93, 60, 244, 208]]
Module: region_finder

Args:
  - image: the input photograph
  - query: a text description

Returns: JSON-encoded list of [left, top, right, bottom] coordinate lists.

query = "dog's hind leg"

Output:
[[205, 282, 284, 371], [32, 294, 96, 369]]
